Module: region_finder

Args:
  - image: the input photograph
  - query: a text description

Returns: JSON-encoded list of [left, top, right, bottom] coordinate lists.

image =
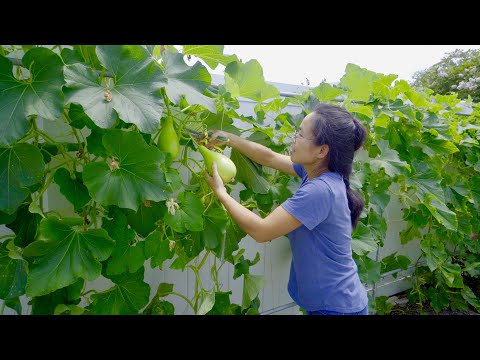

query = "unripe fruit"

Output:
[[157, 116, 180, 159], [198, 145, 236, 183]]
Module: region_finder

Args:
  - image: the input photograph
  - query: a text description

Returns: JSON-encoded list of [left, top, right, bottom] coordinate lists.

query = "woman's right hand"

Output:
[[205, 130, 232, 149]]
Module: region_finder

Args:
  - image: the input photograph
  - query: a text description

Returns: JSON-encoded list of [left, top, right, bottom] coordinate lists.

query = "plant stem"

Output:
[[81, 289, 99, 296], [33, 129, 76, 162], [48, 159, 73, 172], [169, 291, 195, 310], [17, 132, 37, 143], [71, 128, 84, 151], [161, 89, 172, 117], [190, 158, 203, 170], [187, 265, 204, 314], [198, 250, 210, 270], [0, 302, 5, 315], [212, 256, 219, 290], [184, 163, 201, 178]]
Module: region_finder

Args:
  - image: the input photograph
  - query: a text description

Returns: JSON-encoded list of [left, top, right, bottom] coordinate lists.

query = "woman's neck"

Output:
[[305, 164, 330, 180]]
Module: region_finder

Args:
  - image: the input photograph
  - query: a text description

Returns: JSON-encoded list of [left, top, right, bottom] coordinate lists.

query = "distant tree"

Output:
[[411, 48, 480, 102]]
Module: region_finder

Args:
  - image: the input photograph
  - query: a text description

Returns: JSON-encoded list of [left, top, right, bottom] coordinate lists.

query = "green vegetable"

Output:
[[157, 116, 180, 159], [198, 145, 236, 183]]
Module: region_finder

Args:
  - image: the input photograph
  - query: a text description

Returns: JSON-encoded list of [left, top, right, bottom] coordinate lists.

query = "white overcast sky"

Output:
[[207, 45, 480, 86]]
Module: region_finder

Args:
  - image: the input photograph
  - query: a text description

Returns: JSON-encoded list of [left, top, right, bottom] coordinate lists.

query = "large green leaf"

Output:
[[420, 133, 459, 157], [399, 223, 422, 244], [311, 82, 345, 102], [87, 267, 150, 315], [23, 217, 114, 297], [233, 252, 261, 279], [0, 210, 16, 224], [200, 111, 242, 139], [381, 253, 411, 274], [0, 48, 65, 146], [0, 241, 27, 299], [439, 263, 463, 288], [212, 217, 245, 262], [143, 299, 175, 315], [369, 139, 411, 177], [339, 63, 378, 102], [124, 200, 166, 237], [163, 51, 216, 113], [420, 235, 448, 272], [164, 192, 204, 233], [407, 169, 446, 204], [64, 45, 166, 134], [144, 229, 175, 268], [462, 286, 480, 312], [102, 206, 145, 275], [197, 288, 216, 315], [367, 178, 391, 214], [4, 297, 22, 314], [354, 254, 381, 285], [68, 103, 97, 130], [182, 45, 238, 70], [83, 130, 170, 211], [230, 149, 270, 194], [472, 177, 480, 209], [224, 59, 279, 102], [72, 45, 103, 69], [29, 278, 84, 315], [206, 291, 242, 315], [86, 127, 107, 157], [54, 168, 91, 213], [202, 204, 228, 250], [426, 287, 449, 313], [0, 144, 45, 214], [177, 230, 204, 259], [424, 194, 458, 231], [242, 274, 265, 309], [143, 282, 175, 314], [5, 203, 42, 247], [352, 222, 378, 255]]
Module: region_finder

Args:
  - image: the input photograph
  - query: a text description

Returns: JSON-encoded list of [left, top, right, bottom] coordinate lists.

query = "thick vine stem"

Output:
[[81, 289, 98, 297], [169, 291, 195, 310], [197, 250, 210, 270], [187, 265, 204, 313], [38, 174, 55, 213], [33, 128, 76, 162]]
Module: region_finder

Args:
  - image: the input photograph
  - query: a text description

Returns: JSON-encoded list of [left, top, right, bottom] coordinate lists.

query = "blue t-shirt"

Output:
[[280, 163, 368, 312]]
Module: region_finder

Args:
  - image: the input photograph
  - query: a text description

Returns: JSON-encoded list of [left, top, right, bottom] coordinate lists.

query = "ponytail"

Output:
[[311, 104, 368, 229]]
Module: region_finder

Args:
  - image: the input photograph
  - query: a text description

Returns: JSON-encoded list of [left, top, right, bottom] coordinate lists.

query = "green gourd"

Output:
[[157, 116, 180, 159], [198, 145, 237, 183]]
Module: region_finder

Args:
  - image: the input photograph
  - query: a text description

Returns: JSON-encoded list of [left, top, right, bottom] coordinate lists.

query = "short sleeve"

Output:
[[281, 180, 333, 230], [293, 163, 306, 178]]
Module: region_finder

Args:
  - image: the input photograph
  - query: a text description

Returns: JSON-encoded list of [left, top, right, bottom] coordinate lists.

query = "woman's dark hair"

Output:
[[310, 103, 368, 229]]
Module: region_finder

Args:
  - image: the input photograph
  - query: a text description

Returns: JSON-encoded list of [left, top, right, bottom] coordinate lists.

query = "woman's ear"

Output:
[[316, 144, 329, 160]]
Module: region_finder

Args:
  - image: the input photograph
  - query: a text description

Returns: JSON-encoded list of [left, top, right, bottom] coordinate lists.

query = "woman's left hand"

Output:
[[204, 162, 226, 195]]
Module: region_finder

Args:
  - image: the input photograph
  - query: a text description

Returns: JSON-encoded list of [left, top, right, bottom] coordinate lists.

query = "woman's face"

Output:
[[290, 113, 328, 166]]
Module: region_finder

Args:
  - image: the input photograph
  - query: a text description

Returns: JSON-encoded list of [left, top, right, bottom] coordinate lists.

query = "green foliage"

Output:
[[412, 48, 480, 102], [0, 44, 479, 315]]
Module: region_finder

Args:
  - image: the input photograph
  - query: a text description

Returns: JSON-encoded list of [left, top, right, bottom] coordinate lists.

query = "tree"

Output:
[[411, 48, 480, 102]]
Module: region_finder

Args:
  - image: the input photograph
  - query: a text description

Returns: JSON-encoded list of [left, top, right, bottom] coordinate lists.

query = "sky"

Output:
[[208, 45, 480, 87]]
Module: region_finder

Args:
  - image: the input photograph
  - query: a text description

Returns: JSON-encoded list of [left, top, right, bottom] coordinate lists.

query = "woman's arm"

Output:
[[207, 131, 297, 177], [206, 163, 302, 243]]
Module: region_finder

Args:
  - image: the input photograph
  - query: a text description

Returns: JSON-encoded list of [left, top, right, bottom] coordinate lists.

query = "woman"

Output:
[[204, 103, 369, 315]]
